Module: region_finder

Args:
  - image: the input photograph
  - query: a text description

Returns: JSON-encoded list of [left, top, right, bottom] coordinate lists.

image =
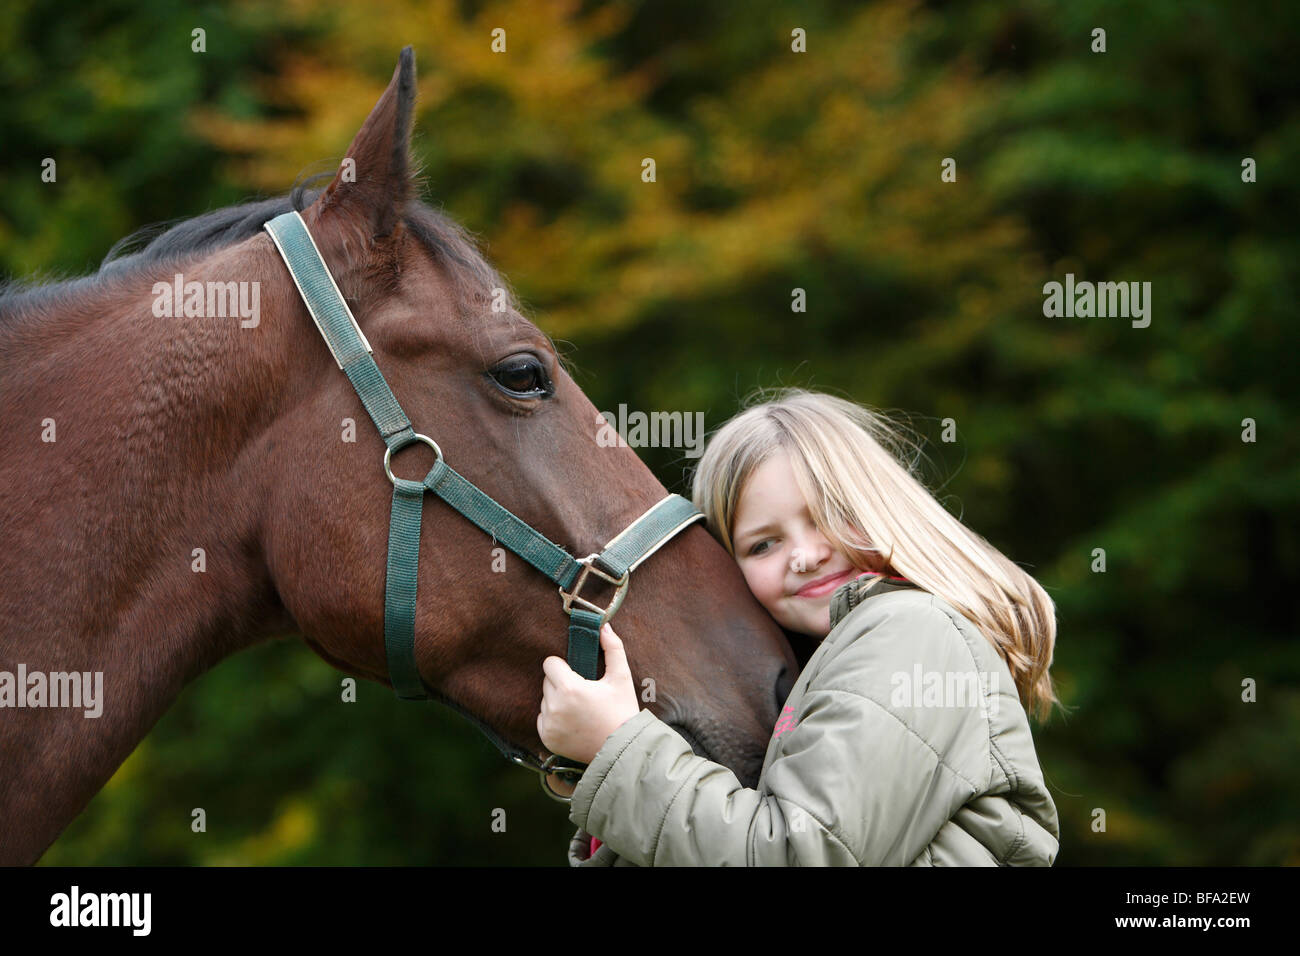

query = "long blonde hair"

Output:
[[689, 387, 1060, 722]]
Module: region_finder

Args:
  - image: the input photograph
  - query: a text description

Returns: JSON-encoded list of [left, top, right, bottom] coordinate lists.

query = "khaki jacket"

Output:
[[566, 573, 1059, 866]]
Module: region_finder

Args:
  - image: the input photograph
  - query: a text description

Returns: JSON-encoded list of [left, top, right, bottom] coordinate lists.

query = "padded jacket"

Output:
[[565, 572, 1059, 866]]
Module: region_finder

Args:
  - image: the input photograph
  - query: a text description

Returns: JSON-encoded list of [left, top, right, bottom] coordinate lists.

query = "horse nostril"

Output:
[[774, 667, 794, 712]]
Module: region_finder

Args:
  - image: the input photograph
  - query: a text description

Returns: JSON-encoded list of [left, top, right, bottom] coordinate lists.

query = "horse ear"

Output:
[[312, 46, 419, 241]]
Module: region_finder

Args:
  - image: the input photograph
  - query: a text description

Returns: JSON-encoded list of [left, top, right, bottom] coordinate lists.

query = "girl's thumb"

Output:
[[600, 623, 628, 672]]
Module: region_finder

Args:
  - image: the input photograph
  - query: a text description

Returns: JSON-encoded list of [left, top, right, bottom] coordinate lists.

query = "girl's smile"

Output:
[[793, 567, 858, 598]]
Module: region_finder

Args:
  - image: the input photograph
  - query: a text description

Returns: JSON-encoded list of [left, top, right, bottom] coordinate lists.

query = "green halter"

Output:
[[264, 210, 705, 800]]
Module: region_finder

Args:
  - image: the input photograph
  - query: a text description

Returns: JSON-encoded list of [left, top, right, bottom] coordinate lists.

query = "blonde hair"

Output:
[[689, 387, 1060, 722]]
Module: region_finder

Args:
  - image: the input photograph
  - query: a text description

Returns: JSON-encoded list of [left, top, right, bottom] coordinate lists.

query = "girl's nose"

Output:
[[790, 531, 833, 572]]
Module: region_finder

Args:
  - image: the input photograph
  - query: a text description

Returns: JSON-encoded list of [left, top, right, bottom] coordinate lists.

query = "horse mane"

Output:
[[0, 170, 521, 331]]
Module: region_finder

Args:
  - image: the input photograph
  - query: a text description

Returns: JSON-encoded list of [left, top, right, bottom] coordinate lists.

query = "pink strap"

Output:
[[857, 570, 910, 583]]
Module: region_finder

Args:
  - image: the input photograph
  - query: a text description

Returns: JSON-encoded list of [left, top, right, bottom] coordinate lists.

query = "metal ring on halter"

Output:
[[539, 754, 585, 803], [510, 751, 583, 802], [540, 774, 573, 802], [383, 432, 443, 485]]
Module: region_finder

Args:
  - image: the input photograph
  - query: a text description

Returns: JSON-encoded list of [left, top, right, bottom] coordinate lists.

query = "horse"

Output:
[[0, 47, 798, 865]]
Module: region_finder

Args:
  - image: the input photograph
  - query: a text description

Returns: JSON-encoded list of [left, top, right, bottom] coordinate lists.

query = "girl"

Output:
[[538, 388, 1060, 866]]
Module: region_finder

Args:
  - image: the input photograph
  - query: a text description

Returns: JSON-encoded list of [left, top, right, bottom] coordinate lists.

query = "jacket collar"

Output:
[[829, 571, 918, 630]]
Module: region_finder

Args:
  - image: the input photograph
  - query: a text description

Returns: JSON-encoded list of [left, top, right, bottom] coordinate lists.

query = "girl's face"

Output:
[[731, 450, 870, 639]]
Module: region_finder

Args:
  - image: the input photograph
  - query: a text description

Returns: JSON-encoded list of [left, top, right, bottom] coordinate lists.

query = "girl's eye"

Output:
[[748, 538, 773, 556]]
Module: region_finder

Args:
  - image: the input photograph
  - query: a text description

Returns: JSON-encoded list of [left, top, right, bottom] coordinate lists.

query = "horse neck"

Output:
[[0, 238, 298, 862]]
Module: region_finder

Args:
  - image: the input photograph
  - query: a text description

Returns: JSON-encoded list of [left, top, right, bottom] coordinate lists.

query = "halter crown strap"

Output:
[[263, 210, 705, 789], [264, 210, 414, 447]]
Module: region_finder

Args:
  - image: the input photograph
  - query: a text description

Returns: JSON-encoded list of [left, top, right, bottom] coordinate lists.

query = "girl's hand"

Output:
[[538, 623, 641, 766]]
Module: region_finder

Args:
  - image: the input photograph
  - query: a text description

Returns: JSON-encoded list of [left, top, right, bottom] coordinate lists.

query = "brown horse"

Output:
[[0, 47, 797, 865]]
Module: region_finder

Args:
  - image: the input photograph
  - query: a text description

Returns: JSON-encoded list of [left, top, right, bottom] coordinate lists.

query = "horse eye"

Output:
[[489, 355, 552, 398]]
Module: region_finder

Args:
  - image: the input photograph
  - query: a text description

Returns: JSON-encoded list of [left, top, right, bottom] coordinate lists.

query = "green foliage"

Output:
[[5, 0, 1296, 864]]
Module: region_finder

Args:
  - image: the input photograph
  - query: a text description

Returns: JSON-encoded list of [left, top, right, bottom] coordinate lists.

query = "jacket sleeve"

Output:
[[567, 598, 992, 866]]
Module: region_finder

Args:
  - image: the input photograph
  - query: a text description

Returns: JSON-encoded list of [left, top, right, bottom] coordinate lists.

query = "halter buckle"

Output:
[[558, 554, 630, 622]]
